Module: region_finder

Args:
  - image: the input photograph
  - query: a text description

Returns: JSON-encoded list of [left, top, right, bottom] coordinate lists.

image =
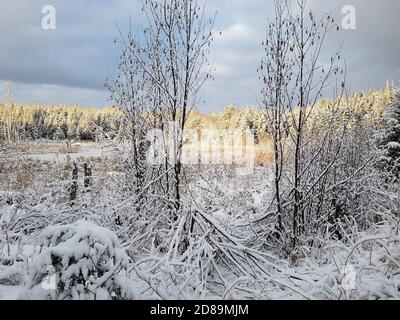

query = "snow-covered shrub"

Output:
[[21, 220, 134, 300]]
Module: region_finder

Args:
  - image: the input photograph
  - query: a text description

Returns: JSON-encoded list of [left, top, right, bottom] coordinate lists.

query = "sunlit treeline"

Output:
[[0, 104, 123, 143], [0, 84, 396, 144]]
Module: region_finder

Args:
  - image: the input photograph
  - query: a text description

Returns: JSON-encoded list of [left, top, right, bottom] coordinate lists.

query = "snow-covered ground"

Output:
[[1, 144, 400, 300]]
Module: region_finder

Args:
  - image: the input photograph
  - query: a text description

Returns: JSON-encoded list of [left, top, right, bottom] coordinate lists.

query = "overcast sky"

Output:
[[0, 0, 399, 112]]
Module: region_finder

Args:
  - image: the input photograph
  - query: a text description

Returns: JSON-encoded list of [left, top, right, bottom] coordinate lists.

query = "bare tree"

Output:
[[261, 0, 348, 250], [260, 0, 293, 234], [288, 1, 341, 243], [3, 82, 18, 144], [107, 0, 216, 249], [140, 0, 216, 211], [106, 26, 150, 197]]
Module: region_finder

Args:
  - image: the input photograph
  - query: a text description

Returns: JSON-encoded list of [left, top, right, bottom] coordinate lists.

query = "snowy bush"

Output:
[[21, 220, 134, 300]]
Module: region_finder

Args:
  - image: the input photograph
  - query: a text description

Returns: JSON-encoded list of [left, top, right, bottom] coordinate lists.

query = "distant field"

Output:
[[5, 141, 113, 163]]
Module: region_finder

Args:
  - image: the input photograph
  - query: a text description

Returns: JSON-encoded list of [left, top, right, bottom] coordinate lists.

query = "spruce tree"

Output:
[[378, 91, 400, 178]]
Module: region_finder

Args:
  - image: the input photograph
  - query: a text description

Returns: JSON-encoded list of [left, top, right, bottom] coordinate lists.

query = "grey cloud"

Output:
[[0, 0, 138, 91], [0, 0, 398, 110], [307, 0, 400, 92], [0, 80, 108, 108]]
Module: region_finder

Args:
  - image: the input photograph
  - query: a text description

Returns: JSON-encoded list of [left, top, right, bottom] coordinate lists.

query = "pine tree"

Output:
[[377, 91, 400, 178]]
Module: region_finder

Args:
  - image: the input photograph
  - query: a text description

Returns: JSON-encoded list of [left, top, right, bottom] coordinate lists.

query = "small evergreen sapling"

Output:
[[22, 220, 134, 300]]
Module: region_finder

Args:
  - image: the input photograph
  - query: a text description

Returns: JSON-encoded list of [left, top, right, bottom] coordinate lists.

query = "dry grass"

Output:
[[254, 137, 274, 167], [15, 169, 34, 190], [0, 159, 36, 191], [8, 142, 81, 155], [58, 145, 81, 154]]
